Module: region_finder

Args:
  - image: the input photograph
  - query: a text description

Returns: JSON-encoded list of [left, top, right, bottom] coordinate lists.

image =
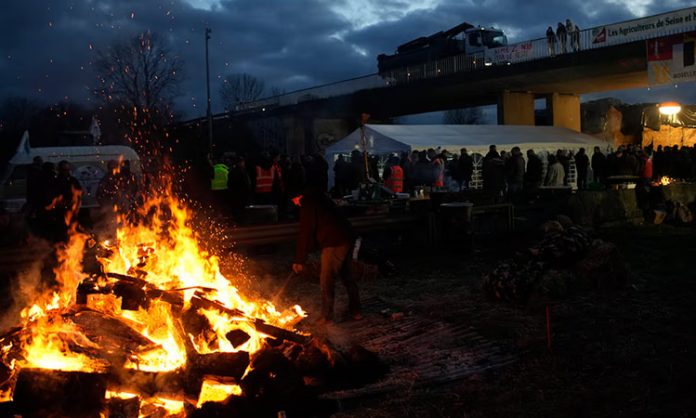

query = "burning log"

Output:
[[13, 368, 107, 418], [105, 392, 140, 418], [71, 309, 160, 354], [190, 292, 310, 345], [106, 272, 184, 308], [225, 329, 251, 348], [188, 352, 250, 380], [106, 369, 185, 399]]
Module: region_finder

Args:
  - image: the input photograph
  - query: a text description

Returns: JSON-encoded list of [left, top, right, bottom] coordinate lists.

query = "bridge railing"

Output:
[[234, 74, 388, 113], [236, 6, 696, 112], [383, 6, 696, 84]]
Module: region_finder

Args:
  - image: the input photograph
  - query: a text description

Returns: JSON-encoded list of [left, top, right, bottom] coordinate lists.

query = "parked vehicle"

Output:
[[377, 22, 507, 74], [0, 131, 141, 213]]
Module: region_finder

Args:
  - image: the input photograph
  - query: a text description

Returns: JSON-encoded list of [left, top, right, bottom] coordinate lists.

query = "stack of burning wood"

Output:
[[0, 187, 385, 418]]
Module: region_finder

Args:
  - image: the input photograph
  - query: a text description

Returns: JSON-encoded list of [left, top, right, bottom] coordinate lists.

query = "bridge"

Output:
[[182, 6, 696, 153]]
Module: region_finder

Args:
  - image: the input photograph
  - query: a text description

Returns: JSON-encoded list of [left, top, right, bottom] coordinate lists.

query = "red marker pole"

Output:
[[545, 304, 552, 352]]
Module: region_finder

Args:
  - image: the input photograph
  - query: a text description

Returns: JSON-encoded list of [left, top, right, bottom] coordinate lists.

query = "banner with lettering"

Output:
[[592, 7, 696, 46], [489, 41, 534, 63], [647, 31, 696, 85]]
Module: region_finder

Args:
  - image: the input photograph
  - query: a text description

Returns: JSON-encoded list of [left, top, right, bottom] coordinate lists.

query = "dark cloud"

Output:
[[1, 0, 694, 119]]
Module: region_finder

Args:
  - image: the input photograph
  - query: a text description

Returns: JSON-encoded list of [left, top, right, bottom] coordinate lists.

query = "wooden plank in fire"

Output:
[[103, 275, 309, 345], [190, 292, 310, 345]]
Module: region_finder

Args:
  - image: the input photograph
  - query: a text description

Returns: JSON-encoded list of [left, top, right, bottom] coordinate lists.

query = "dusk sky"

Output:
[[1, 0, 695, 120]]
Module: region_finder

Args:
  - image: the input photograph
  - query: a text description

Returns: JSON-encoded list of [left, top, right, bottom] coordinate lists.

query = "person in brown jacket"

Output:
[[292, 188, 361, 323]]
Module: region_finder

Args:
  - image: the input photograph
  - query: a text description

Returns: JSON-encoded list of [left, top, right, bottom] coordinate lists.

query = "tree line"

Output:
[[0, 31, 272, 163]]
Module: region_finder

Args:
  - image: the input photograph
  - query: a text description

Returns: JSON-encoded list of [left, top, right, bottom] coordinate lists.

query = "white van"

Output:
[[0, 132, 142, 212]]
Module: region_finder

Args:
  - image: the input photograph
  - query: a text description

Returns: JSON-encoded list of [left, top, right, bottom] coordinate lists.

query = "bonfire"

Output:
[[0, 178, 349, 417]]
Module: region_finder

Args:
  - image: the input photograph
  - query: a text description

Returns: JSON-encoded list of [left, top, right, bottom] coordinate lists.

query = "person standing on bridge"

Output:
[[567, 19, 580, 52], [546, 26, 557, 56], [556, 22, 568, 54]]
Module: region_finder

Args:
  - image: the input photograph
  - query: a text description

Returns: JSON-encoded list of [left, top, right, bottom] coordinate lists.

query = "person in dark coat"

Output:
[[505, 146, 525, 195], [457, 148, 474, 190], [51, 160, 83, 241], [348, 150, 366, 191], [592, 146, 606, 183], [483, 146, 505, 201], [546, 26, 557, 56], [311, 153, 329, 192], [333, 155, 351, 197], [26, 156, 44, 214], [292, 188, 360, 323], [574, 148, 590, 189], [525, 149, 543, 190], [228, 156, 253, 223]]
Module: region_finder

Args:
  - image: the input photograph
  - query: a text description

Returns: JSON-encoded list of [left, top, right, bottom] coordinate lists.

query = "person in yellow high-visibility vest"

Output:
[[208, 153, 231, 215], [210, 163, 229, 191]]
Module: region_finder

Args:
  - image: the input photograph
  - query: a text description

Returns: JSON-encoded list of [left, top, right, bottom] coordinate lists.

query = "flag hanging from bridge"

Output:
[[647, 31, 696, 86]]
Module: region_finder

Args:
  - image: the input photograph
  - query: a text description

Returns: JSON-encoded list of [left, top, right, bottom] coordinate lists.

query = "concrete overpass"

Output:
[[181, 6, 696, 153]]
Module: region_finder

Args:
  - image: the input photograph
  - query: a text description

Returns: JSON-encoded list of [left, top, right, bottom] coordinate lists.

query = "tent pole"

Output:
[[360, 113, 371, 180]]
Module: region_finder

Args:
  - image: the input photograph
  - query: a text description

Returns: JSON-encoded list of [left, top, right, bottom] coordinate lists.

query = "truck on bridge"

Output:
[[377, 22, 508, 74]]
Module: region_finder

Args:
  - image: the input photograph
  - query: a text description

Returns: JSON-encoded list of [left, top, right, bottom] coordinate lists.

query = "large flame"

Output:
[[2, 176, 306, 411]]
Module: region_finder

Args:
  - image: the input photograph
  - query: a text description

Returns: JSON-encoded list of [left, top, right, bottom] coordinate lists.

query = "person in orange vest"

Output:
[[430, 149, 445, 189], [383, 155, 404, 193], [254, 153, 275, 204]]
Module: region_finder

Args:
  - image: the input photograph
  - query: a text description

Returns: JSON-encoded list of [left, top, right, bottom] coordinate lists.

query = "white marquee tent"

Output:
[[325, 124, 612, 188], [325, 124, 612, 158]]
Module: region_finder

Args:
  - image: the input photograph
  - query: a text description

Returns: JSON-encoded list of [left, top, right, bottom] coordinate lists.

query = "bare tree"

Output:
[[93, 31, 182, 124], [220, 73, 265, 109], [443, 107, 484, 124]]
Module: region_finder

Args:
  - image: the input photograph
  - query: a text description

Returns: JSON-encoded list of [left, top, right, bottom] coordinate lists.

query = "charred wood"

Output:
[[105, 396, 140, 418], [225, 329, 251, 349], [14, 369, 107, 418], [188, 352, 250, 380]]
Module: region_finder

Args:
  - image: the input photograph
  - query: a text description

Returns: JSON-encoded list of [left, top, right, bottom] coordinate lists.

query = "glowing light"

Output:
[[658, 102, 681, 115]]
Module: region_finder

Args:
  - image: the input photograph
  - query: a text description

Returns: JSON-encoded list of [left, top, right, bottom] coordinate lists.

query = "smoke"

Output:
[[0, 255, 46, 332]]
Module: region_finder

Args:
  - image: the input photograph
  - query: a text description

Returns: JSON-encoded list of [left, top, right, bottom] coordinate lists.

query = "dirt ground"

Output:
[[240, 224, 696, 418]]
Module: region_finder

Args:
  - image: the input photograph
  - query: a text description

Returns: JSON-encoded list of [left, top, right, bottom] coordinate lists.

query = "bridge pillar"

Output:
[[497, 91, 535, 126], [547, 93, 581, 132]]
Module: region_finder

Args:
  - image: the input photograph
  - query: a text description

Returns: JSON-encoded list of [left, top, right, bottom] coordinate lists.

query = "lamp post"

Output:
[[205, 28, 213, 154]]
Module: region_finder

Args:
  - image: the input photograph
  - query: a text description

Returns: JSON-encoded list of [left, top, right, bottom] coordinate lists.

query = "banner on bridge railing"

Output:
[[489, 41, 534, 63], [647, 31, 696, 85], [592, 7, 696, 46]]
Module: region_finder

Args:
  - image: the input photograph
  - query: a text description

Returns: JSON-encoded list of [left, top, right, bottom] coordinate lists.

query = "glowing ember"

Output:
[[139, 396, 185, 417], [105, 389, 138, 400], [660, 176, 672, 186], [196, 377, 242, 408]]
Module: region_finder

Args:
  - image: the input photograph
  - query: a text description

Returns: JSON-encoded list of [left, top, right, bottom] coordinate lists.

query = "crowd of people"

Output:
[[207, 151, 332, 222], [374, 143, 696, 202], [546, 19, 580, 56], [17, 143, 696, 235]]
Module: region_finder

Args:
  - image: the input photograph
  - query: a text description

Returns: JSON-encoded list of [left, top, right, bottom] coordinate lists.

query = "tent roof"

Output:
[[325, 124, 612, 156]]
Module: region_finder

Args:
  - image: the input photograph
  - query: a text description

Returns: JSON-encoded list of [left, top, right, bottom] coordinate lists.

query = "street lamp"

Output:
[[658, 101, 681, 115], [205, 28, 213, 154]]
